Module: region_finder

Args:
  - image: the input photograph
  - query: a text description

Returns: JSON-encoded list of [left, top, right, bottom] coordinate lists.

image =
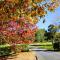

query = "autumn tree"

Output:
[[0, 0, 60, 52]]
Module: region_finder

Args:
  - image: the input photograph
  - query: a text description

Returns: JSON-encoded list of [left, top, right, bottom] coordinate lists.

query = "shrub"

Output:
[[0, 44, 29, 56], [15, 44, 29, 52], [20, 44, 29, 52], [0, 46, 11, 56]]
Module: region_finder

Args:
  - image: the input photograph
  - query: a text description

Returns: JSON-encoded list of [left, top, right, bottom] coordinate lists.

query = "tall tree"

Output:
[[35, 29, 45, 42], [47, 24, 60, 42], [0, 0, 59, 44]]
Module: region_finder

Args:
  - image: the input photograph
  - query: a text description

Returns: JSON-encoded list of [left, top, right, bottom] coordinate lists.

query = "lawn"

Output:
[[39, 42, 54, 50], [29, 42, 54, 50], [39, 42, 52, 46]]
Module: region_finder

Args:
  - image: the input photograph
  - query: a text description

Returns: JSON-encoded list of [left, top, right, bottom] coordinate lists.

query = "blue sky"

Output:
[[37, 7, 60, 30]]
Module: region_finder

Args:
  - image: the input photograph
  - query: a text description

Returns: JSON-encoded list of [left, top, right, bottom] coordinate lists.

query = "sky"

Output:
[[37, 6, 60, 30]]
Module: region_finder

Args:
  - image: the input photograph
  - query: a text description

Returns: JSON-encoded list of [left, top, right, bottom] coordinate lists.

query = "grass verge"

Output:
[[39, 42, 54, 50]]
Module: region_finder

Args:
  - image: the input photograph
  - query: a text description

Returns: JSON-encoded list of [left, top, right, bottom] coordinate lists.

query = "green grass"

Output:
[[30, 42, 54, 50], [39, 45, 53, 50], [39, 42, 52, 45], [0, 44, 10, 48], [39, 42, 54, 50]]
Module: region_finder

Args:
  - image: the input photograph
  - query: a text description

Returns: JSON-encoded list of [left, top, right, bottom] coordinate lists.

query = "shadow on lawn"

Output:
[[34, 49, 60, 52], [0, 56, 15, 60], [38, 50, 60, 52], [40, 49, 60, 52]]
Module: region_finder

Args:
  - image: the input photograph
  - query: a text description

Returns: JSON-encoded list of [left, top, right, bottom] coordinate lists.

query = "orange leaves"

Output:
[[11, 16, 19, 21], [32, 3, 38, 8], [51, 0, 60, 11], [34, 0, 44, 3], [23, 0, 31, 9], [5, 0, 19, 3], [31, 11, 37, 16], [37, 7, 46, 16], [48, 6, 54, 11], [0, 0, 60, 45], [48, 3, 59, 12], [25, 16, 33, 24], [51, 0, 58, 2], [33, 17, 38, 24], [23, 40, 32, 44], [25, 16, 38, 24]]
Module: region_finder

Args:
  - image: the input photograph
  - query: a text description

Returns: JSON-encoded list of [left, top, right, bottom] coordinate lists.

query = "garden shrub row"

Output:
[[0, 45, 11, 56], [0, 44, 29, 56]]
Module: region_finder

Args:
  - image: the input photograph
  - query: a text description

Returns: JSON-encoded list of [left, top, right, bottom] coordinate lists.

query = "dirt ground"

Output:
[[6, 52, 36, 60]]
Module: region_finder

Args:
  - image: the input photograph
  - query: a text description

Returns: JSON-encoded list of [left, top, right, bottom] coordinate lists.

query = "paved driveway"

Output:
[[29, 44, 60, 60], [36, 51, 60, 60]]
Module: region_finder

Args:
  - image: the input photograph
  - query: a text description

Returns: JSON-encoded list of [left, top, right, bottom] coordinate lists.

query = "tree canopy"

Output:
[[0, 0, 60, 45]]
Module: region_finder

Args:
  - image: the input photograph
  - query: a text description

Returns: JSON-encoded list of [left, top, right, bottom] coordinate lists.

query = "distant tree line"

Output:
[[35, 24, 60, 42]]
